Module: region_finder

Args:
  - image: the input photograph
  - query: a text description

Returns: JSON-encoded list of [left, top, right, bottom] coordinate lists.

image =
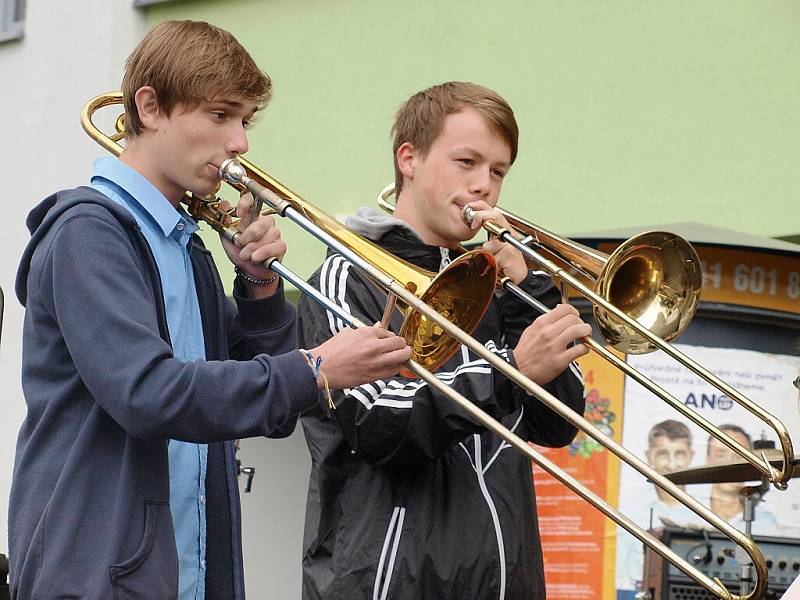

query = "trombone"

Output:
[[80, 93, 498, 375], [83, 91, 771, 599], [378, 185, 795, 490]]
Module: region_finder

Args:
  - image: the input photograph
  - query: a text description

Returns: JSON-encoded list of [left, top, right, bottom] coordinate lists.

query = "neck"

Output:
[[655, 486, 683, 507], [120, 141, 183, 208], [394, 190, 459, 249], [710, 487, 743, 520]]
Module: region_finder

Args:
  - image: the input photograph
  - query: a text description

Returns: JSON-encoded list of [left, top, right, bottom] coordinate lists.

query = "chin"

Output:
[[194, 176, 220, 197], [457, 227, 481, 245]]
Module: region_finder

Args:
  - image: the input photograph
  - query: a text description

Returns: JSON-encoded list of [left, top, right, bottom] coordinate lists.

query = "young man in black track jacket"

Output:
[[298, 81, 591, 600]]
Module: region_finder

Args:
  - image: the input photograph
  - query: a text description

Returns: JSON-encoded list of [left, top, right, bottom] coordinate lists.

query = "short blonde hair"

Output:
[[122, 20, 272, 137], [391, 82, 519, 193]]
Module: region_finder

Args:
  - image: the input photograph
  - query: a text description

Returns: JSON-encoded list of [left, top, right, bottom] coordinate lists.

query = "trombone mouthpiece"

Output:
[[463, 205, 476, 226], [218, 159, 247, 186]]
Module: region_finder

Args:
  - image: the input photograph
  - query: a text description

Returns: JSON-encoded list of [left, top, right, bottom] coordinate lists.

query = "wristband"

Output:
[[299, 349, 334, 411], [299, 349, 322, 379]]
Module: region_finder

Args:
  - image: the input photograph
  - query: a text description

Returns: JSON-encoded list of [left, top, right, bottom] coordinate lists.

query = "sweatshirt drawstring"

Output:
[[439, 247, 451, 272]]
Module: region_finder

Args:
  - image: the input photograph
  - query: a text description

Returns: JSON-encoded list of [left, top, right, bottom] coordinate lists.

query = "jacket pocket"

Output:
[[109, 499, 177, 600]]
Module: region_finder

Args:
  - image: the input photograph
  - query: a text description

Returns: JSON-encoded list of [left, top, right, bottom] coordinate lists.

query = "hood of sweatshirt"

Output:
[[345, 207, 463, 273], [15, 186, 138, 306]]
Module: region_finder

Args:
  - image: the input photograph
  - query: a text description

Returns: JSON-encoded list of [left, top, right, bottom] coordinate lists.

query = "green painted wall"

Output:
[[147, 0, 800, 282]]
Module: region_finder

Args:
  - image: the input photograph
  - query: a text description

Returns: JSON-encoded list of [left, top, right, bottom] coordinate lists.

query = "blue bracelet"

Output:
[[300, 349, 335, 411], [300, 349, 322, 379]]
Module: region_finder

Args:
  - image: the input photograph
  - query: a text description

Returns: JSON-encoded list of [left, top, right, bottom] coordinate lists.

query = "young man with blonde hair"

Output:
[[298, 81, 589, 599], [9, 20, 409, 600]]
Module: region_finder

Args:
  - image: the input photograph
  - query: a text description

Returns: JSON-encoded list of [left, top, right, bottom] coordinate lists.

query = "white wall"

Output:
[[0, 5, 311, 597], [237, 430, 311, 597]]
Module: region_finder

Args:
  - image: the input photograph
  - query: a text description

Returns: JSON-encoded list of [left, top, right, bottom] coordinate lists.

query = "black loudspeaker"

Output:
[[640, 528, 800, 599]]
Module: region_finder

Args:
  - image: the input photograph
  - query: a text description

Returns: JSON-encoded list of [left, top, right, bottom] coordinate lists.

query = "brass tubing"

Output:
[[379, 183, 793, 488], [226, 160, 765, 600], [501, 277, 784, 486], [83, 92, 768, 599], [270, 259, 739, 598], [488, 219, 794, 488]]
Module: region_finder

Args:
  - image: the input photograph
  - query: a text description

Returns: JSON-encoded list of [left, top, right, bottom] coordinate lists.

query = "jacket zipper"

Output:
[[372, 506, 406, 600], [474, 435, 507, 600]]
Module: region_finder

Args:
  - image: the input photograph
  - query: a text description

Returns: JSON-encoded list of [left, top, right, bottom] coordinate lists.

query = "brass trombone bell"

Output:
[[498, 210, 702, 355], [399, 252, 497, 372]]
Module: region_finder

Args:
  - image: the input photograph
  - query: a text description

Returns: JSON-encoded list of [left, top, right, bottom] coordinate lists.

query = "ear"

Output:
[[134, 86, 162, 132], [396, 142, 417, 182]]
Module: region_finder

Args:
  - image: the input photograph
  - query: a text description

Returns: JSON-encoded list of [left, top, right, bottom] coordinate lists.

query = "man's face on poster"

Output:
[[645, 435, 694, 474], [706, 430, 751, 493]]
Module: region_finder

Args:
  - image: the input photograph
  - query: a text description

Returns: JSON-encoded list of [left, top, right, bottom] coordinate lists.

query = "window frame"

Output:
[[0, 0, 25, 44], [132, 0, 175, 7]]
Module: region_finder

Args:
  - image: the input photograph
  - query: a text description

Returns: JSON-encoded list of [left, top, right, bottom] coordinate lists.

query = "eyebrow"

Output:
[[209, 98, 255, 109]]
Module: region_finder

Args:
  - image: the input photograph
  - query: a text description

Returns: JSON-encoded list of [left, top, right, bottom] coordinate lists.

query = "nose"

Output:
[[468, 168, 492, 198], [666, 451, 683, 471], [226, 123, 249, 156]]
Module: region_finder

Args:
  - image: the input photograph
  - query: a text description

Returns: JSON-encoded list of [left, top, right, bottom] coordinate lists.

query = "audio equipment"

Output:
[[640, 528, 800, 599]]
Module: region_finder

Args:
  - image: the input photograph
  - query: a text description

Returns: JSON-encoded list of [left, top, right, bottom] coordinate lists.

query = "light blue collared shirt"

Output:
[[91, 156, 208, 600]]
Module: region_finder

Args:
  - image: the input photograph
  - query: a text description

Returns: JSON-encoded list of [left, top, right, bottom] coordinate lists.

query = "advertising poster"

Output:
[[536, 344, 800, 599], [535, 351, 625, 599], [536, 242, 799, 598], [615, 345, 800, 597]]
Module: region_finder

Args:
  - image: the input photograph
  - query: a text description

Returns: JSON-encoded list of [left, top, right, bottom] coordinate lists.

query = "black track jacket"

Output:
[[298, 209, 585, 600]]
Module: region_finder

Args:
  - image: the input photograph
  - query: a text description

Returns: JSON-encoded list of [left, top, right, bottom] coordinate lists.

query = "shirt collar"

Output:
[[91, 156, 198, 239]]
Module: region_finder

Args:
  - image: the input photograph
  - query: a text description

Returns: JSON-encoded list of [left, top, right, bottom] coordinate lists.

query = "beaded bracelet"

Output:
[[234, 265, 278, 286]]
